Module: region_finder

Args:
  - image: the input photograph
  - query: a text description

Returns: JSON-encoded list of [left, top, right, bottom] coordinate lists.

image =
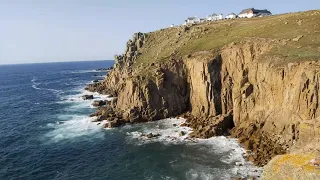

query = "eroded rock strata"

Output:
[[87, 10, 320, 179]]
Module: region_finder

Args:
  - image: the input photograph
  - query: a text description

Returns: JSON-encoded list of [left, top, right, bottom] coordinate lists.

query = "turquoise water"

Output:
[[0, 61, 261, 180]]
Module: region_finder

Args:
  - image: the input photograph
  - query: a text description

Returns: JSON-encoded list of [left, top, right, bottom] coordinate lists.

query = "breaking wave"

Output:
[[45, 115, 104, 143]]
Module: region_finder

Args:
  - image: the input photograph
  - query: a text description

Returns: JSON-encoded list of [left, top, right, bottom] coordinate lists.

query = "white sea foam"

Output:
[[44, 85, 114, 143], [185, 167, 227, 180], [45, 115, 104, 143], [125, 118, 193, 145], [64, 69, 108, 74], [31, 84, 41, 90], [125, 118, 263, 179], [31, 77, 63, 94]]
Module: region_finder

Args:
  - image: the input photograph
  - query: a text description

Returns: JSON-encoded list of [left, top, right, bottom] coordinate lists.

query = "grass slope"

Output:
[[135, 10, 320, 67]]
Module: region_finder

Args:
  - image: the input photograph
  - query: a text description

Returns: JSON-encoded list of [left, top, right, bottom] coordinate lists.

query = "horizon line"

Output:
[[0, 59, 115, 66]]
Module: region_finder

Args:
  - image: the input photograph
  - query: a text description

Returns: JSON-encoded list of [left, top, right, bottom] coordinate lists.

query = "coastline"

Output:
[[83, 69, 263, 179]]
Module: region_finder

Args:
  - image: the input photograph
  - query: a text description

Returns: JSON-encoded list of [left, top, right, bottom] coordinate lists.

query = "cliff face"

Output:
[[88, 10, 320, 179], [99, 38, 320, 164]]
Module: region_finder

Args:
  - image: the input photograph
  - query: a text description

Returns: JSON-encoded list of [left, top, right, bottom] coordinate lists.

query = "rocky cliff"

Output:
[[88, 10, 320, 179]]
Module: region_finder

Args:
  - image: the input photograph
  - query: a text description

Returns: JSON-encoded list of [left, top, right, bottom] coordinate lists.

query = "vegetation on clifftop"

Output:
[[134, 10, 320, 68]]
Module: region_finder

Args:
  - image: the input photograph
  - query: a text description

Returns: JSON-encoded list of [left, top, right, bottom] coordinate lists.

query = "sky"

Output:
[[0, 0, 319, 65]]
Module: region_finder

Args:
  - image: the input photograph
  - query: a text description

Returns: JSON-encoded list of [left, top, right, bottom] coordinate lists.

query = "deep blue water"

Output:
[[0, 61, 261, 180]]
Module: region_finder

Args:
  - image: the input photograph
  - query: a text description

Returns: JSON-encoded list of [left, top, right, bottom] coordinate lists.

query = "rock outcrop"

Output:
[[262, 153, 320, 179]]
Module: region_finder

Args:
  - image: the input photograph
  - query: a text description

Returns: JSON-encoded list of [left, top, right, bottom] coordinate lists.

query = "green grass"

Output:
[[133, 10, 320, 74]]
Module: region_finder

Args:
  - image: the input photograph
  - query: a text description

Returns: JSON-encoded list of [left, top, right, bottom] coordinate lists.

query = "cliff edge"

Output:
[[88, 10, 320, 179]]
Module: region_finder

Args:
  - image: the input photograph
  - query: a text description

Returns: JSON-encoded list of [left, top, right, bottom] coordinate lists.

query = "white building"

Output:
[[238, 8, 272, 18], [226, 13, 237, 19], [184, 17, 200, 25], [199, 18, 206, 23], [207, 13, 223, 21]]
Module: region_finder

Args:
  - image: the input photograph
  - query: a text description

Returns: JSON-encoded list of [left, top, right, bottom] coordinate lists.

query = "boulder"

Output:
[[146, 133, 154, 138], [93, 79, 99, 83], [123, 107, 141, 123], [82, 95, 94, 100], [92, 100, 107, 107]]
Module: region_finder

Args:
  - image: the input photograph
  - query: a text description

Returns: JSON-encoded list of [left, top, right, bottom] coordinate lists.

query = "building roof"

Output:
[[239, 8, 271, 15], [187, 17, 198, 20], [209, 13, 218, 17]]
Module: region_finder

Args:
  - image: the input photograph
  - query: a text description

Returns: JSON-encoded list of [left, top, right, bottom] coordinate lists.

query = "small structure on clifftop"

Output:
[[184, 17, 200, 25], [238, 8, 272, 18], [226, 13, 237, 19], [207, 13, 223, 21]]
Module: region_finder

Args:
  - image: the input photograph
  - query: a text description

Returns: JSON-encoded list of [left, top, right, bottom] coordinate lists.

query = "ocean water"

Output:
[[0, 61, 262, 180]]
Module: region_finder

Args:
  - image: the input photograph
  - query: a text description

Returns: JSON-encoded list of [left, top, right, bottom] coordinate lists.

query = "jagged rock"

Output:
[[108, 118, 121, 128], [82, 95, 94, 100]]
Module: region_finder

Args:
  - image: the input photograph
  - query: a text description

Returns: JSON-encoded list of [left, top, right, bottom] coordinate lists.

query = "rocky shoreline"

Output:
[[85, 10, 320, 179], [84, 36, 287, 167]]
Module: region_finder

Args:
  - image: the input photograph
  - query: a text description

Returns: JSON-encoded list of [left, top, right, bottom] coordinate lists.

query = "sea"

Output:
[[0, 60, 262, 180]]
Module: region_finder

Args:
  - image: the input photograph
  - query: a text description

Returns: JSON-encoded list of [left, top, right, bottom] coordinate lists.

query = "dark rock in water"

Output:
[[103, 123, 109, 128], [145, 133, 161, 138], [92, 100, 106, 107], [93, 79, 99, 83], [82, 95, 94, 100], [180, 123, 189, 127], [94, 74, 98, 76], [146, 133, 154, 138], [179, 131, 186, 136], [108, 119, 121, 128]]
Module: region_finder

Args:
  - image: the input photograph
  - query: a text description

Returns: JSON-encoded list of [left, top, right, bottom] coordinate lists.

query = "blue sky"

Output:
[[0, 0, 319, 64]]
